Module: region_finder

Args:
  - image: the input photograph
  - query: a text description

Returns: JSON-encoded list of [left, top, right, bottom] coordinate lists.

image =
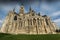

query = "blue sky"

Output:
[[0, 0, 60, 27]]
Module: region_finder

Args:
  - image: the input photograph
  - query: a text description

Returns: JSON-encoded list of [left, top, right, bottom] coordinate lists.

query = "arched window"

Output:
[[28, 19, 32, 25], [37, 18, 40, 25], [45, 19, 49, 25], [33, 18, 36, 25], [30, 19, 32, 25], [14, 16, 17, 20]]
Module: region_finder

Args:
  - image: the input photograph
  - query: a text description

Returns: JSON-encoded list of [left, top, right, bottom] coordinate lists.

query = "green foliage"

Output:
[[0, 33, 60, 40]]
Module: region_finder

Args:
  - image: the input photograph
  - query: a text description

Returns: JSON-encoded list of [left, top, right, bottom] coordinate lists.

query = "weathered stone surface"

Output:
[[0, 5, 57, 34]]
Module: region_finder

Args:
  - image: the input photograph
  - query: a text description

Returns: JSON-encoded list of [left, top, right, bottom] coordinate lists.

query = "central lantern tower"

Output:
[[19, 4, 24, 15]]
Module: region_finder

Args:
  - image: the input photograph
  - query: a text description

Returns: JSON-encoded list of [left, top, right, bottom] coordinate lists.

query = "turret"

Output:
[[38, 12, 41, 16], [29, 7, 35, 16], [13, 8, 15, 12], [29, 7, 32, 12]]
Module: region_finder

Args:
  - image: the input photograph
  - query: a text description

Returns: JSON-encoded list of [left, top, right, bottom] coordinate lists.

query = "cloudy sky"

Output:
[[0, 0, 60, 27]]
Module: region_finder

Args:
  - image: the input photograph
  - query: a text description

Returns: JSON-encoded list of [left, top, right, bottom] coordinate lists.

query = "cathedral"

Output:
[[0, 4, 57, 34]]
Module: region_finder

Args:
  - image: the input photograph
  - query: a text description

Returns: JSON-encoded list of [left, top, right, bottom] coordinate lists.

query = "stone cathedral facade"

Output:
[[1, 5, 57, 34]]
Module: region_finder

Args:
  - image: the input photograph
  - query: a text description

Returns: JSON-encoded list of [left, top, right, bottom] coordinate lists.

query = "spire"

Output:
[[20, 3, 24, 8], [38, 12, 41, 16], [13, 8, 15, 12], [21, 3, 24, 6], [29, 6, 35, 16], [29, 6, 32, 11]]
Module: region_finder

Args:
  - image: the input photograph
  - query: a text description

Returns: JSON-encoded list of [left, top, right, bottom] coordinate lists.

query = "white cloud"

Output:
[[0, 4, 17, 14], [15, 5, 20, 13], [40, 3, 56, 16], [51, 11, 60, 17], [40, 3, 55, 11], [0, 4, 26, 13], [53, 18, 60, 27], [0, 19, 4, 27], [0, 19, 3, 23], [41, 5, 50, 10], [53, 18, 60, 23]]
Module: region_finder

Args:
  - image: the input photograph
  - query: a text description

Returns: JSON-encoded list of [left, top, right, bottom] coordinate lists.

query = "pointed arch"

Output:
[[14, 16, 17, 20]]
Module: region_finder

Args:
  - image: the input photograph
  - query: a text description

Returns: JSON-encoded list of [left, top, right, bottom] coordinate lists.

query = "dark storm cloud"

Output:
[[0, 0, 41, 5], [45, 0, 60, 3], [0, 0, 40, 2], [0, 0, 60, 4], [0, 0, 60, 2]]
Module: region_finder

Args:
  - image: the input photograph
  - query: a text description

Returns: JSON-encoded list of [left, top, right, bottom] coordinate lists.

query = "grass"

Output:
[[0, 33, 60, 40]]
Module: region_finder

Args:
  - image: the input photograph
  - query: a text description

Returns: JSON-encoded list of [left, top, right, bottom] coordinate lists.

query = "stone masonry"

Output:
[[0, 4, 57, 34]]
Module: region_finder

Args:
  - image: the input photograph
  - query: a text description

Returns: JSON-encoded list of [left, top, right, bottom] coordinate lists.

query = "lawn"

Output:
[[0, 33, 60, 40]]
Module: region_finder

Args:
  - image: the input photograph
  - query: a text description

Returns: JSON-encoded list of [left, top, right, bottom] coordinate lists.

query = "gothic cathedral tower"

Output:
[[19, 4, 24, 16]]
